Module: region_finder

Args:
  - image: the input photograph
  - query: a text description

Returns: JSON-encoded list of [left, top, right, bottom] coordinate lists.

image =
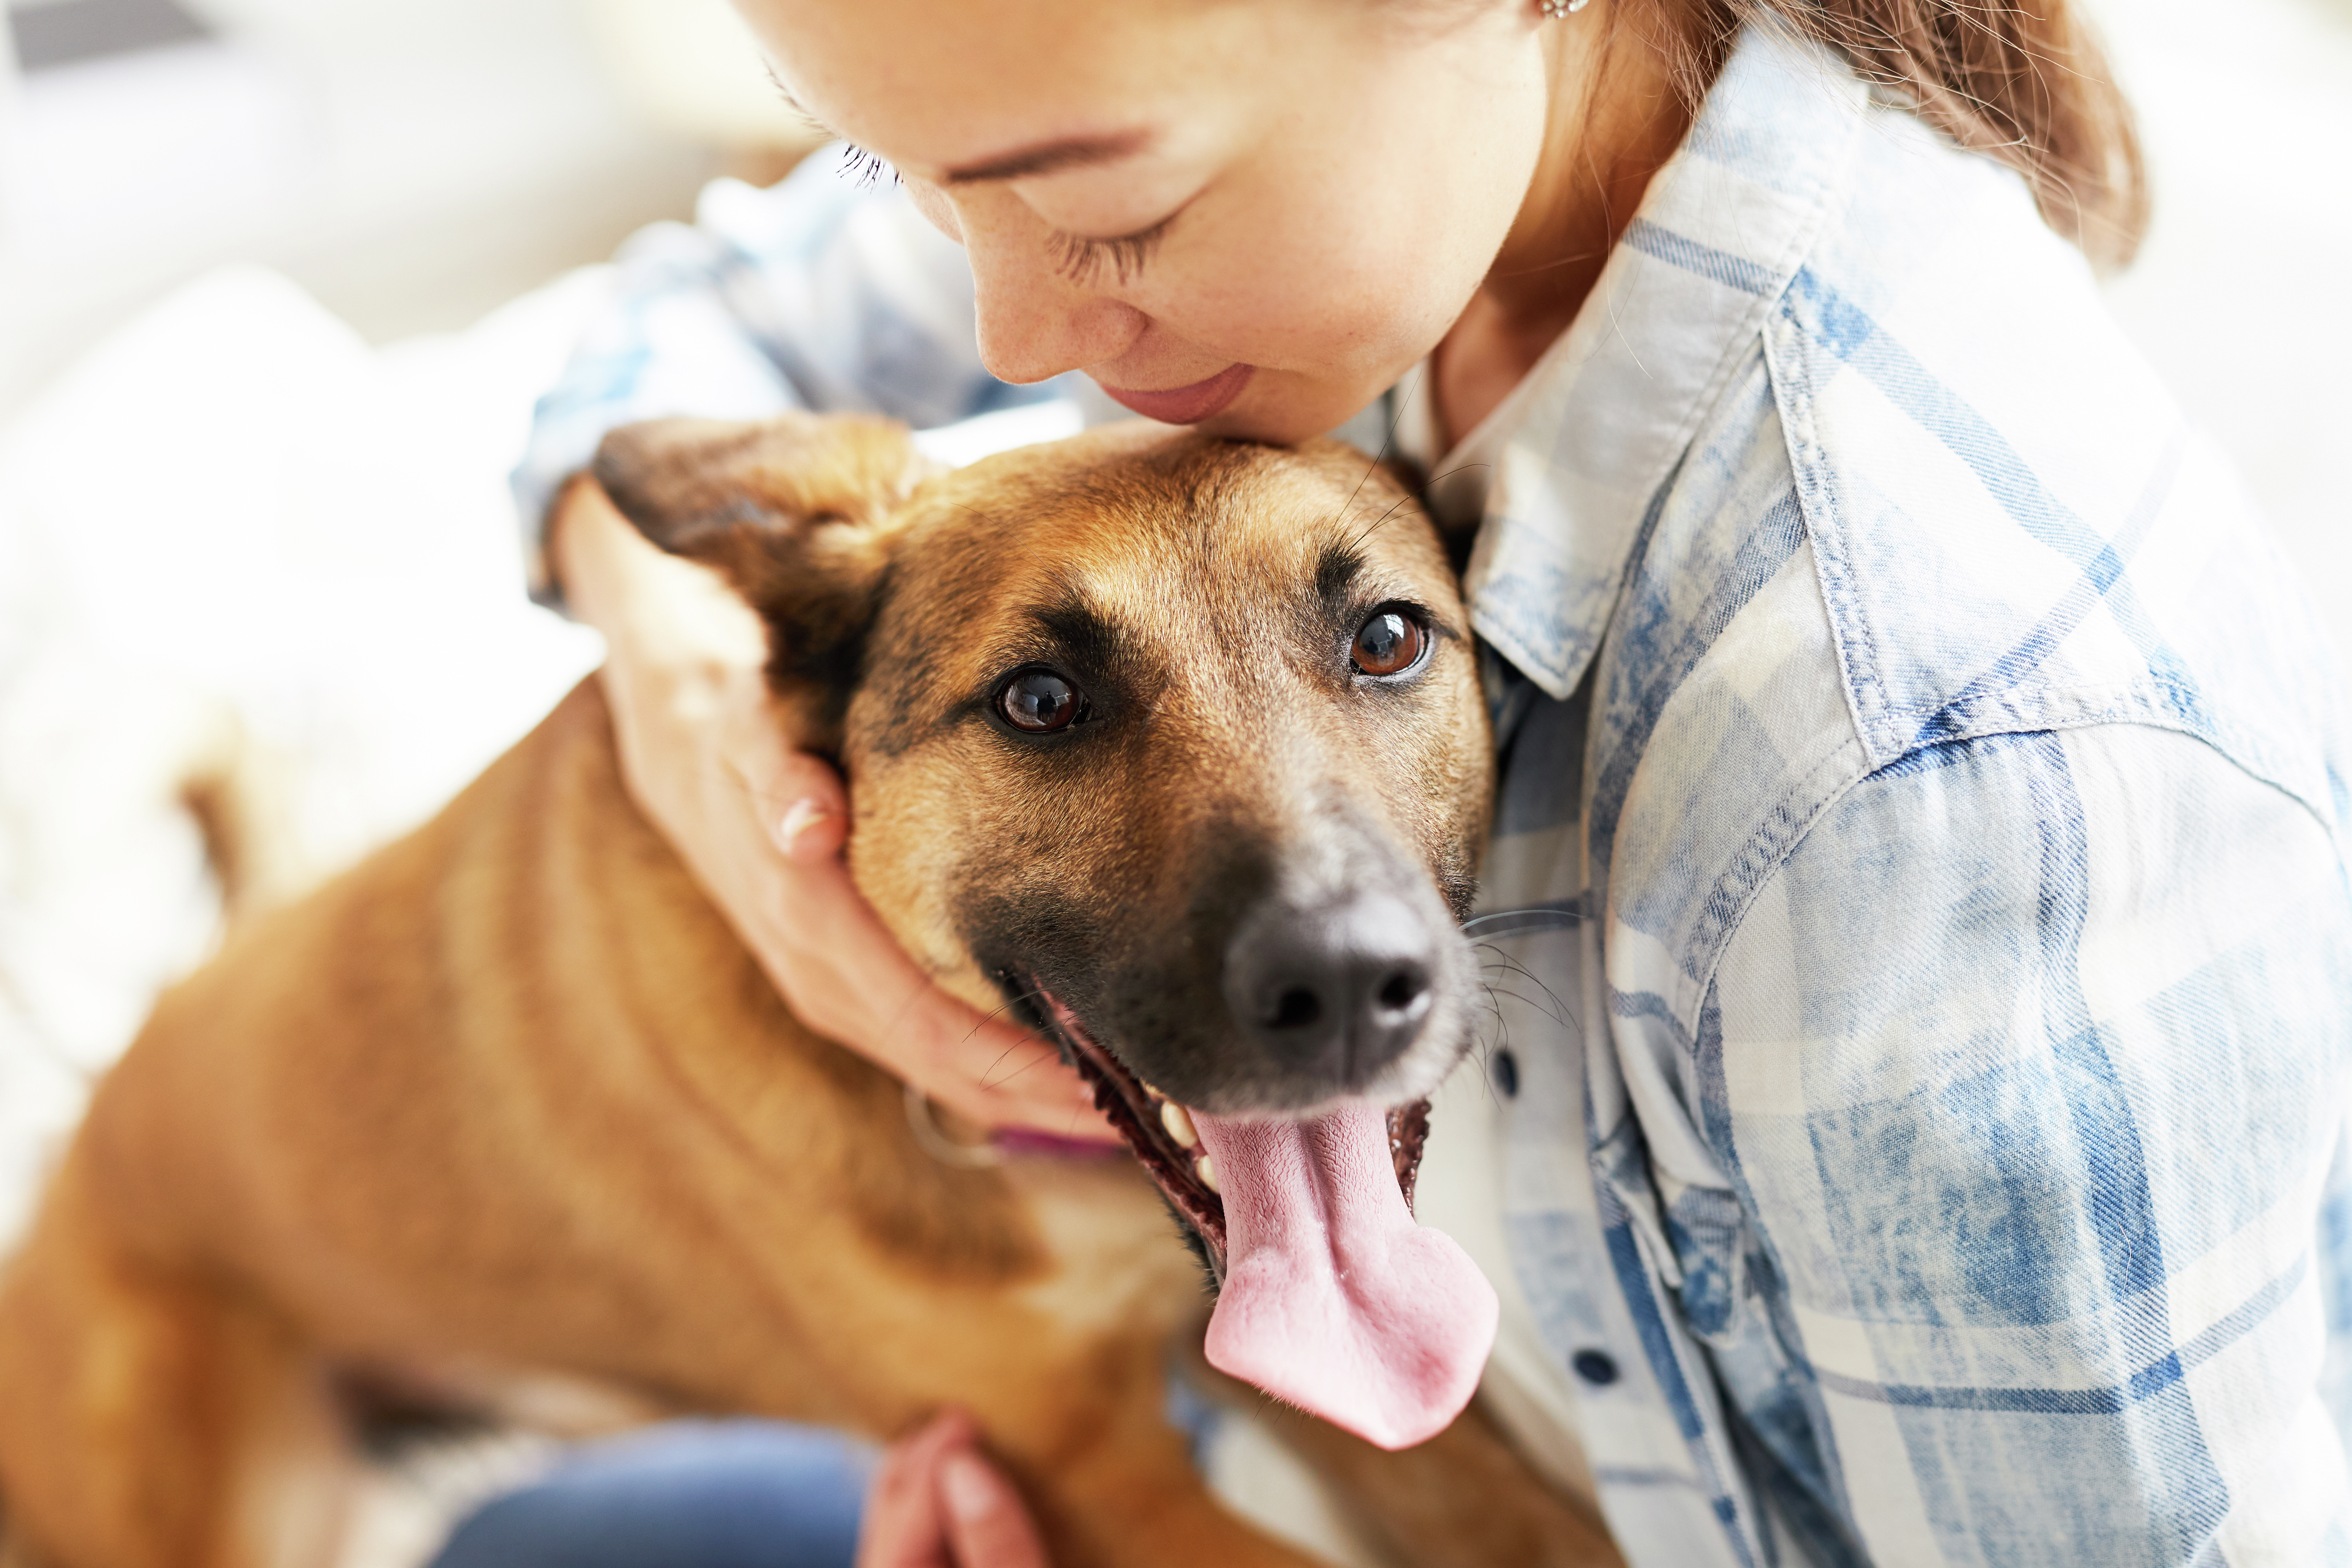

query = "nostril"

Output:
[[1223, 890, 1442, 1081], [1267, 987, 1322, 1031], [1374, 966, 1429, 1018]]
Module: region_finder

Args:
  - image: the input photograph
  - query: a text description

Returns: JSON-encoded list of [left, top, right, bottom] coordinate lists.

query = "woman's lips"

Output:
[[1097, 363, 1255, 425]]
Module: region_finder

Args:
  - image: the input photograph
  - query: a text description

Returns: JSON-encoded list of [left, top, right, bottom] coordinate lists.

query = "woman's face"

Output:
[[738, 0, 1552, 444]]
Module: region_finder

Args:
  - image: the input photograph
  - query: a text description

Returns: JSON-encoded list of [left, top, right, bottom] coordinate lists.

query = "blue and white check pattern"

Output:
[[512, 156, 1066, 601], [1462, 26, 2352, 1567], [516, 25, 2352, 1564]]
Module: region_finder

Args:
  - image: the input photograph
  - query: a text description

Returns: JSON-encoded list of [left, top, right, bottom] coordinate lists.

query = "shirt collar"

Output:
[[1460, 24, 1869, 700]]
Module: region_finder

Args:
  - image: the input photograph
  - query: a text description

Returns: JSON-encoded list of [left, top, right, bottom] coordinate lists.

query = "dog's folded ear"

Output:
[[592, 414, 936, 722], [592, 413, 930, 604]]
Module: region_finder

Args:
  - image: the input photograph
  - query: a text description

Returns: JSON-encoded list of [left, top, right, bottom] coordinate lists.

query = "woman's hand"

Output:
[[858, 1411, 1050, 1568], [552, 477, 1113, 1142]]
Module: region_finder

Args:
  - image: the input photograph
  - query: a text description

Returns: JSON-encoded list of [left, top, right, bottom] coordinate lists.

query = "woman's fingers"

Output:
[[718, 681, 1109, 1139], [857, 1411, 969, 1568], [736, 806, 1107, 1139], [939, 1448, 1050, 1568], [728, 702, 853, 862], [566, 477, 1113, 1146], [858, 1413, 1049, 1568]]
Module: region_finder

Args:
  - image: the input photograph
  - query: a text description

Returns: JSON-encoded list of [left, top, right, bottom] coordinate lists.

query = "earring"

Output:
[[1539, 0, 1590, 14]]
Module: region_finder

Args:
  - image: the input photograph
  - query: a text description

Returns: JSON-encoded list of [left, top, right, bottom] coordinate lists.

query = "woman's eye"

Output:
[[1046, 214, 1172, 287], [1351, 609, 1427, 678], [998, 668, 1083, 732]]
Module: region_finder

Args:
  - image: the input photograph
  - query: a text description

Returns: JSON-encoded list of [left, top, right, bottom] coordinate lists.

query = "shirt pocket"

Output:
[[1608, 1145, 1847, 1524], [1592, 1110, 1751, 1345], [1661, 1180, 1748, 1341]]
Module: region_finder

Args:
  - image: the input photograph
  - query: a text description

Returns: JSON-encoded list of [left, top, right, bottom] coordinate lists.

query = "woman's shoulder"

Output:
[[1763, 112, 2347, 812], [1601, 366, 2349, 1036], [1575, 29, 2350, 1029], [1595, 122, 2349, 999]]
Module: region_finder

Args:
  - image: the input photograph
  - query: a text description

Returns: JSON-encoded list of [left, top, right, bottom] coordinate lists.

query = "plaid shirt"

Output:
[[516, 25, 2352, 1564]]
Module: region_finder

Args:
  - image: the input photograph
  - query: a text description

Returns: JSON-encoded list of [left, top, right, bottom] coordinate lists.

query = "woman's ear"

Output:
[[592, 413, 938, 712]]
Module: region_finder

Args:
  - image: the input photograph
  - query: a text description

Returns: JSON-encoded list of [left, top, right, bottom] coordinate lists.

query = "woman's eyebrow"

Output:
[[942, 129, 1154, 186]]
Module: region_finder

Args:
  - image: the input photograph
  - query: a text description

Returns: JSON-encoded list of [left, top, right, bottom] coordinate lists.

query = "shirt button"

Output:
[[1492, 1048, 1520, 1099], [1571, 1349, 1619, 1386]]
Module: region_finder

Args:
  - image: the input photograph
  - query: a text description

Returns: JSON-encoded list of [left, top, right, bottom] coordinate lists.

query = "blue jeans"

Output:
[[429, 1421, 873, 1568]]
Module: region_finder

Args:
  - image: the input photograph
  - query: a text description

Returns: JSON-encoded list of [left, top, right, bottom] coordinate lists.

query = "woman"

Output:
[[483, 0, 2352, 1563]]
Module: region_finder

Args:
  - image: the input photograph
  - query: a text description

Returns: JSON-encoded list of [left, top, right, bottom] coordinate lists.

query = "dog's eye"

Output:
[[1351, 608, 1427, 678], [999, 667, 1083, 733]]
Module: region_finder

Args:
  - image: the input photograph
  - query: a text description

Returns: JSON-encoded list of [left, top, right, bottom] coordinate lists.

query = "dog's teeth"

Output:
[[1139, 1079, 1167, 1103], [1196, 1155, 1220, 1194], [1161, 1101, 1198, 1150]]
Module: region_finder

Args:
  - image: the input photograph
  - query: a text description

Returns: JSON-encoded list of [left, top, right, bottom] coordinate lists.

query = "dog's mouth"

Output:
[[1018, 978, 1433, 1283], [1007, 971, 1496, 1451], [1027, 984, 1234, 1272]]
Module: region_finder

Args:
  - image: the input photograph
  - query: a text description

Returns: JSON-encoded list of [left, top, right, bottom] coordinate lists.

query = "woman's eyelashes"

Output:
[[838, 145, 897, 189], [1046, 215, 1172, 286], [832, 141, 1169, 286]]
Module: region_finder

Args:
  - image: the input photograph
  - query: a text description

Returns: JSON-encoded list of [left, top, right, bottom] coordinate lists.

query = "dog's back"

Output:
[[0, 678, 1223, 1567]]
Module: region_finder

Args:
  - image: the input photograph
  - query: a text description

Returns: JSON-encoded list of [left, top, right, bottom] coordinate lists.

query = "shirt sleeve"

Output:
[[510, 148, 1053, 603], [1702, 721, 2352, 1564]]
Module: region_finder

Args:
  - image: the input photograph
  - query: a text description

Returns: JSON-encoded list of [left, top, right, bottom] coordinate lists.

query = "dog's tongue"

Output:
[[1195, 1105, 1497, 1450]]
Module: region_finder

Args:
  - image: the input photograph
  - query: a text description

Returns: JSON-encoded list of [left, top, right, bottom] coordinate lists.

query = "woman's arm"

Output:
[[1709, 723, 2352, 1561], [552, 476, 1105, 1139]]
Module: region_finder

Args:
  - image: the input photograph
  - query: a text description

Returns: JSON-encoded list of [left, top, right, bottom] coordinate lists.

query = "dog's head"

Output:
[[596, 414, 1497, 1447]]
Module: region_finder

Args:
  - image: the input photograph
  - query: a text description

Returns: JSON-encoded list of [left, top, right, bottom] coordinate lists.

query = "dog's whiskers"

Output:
[[978, 1044, 1060, 1091], [1326, 364, 1420, 541], [961, 985, 1064, 1092], [959, 984, 1046, 1042], [1472, 944, 1561, 992], [1479, 985, 1575, 1031], [1340, 495, 1419, 559]]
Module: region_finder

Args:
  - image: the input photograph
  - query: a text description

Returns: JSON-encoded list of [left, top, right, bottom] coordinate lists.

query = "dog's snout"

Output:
[[1223, 892, 1438, 1089]]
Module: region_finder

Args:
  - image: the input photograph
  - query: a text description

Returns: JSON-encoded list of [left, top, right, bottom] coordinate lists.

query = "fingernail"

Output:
[[778, 798, 831, 849], [941, 1452, 998, 1524]]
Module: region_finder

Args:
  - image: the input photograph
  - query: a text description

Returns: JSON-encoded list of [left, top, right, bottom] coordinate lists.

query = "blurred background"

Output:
[[0, 0, 821, 416], [0, 0, 2346, 1559]]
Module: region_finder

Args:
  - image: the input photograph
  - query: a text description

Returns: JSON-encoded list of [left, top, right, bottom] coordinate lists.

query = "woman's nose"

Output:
[[956, 200, 1145, 386]]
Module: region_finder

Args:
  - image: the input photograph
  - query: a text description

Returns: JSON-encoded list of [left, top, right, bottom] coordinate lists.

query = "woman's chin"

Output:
[[1190, 377, 1367, 447]]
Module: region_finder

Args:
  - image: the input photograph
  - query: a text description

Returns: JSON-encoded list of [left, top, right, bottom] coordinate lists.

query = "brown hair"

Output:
[[1677, 0, 2149, 267]]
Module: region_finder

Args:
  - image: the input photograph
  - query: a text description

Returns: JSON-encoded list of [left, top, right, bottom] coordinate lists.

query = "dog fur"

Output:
[[0, 417, 1610, 1568]]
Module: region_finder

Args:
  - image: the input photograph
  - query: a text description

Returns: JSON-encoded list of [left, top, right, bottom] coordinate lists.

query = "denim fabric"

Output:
[[429, 1421, 870, 1568], [513, 22, 2352, 1564], [1455, 25, 2352, 1567]]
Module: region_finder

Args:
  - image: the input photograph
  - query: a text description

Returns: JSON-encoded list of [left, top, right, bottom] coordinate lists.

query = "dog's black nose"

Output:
[[1223, 892, 1437, 1087]]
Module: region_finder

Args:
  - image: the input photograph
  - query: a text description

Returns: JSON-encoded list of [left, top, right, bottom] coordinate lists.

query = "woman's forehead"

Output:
[[738, 0, 1319, 176]]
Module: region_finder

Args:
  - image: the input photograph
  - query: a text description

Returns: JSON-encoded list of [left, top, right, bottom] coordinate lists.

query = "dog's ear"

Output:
[[592, 414, 935, 712]]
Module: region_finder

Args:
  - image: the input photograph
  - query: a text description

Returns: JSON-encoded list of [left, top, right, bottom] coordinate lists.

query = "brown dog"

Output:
[[0, 418, 1606, 1568]]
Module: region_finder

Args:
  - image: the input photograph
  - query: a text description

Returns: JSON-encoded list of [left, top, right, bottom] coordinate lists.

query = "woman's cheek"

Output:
[[1163, 202, 1455, 367]]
